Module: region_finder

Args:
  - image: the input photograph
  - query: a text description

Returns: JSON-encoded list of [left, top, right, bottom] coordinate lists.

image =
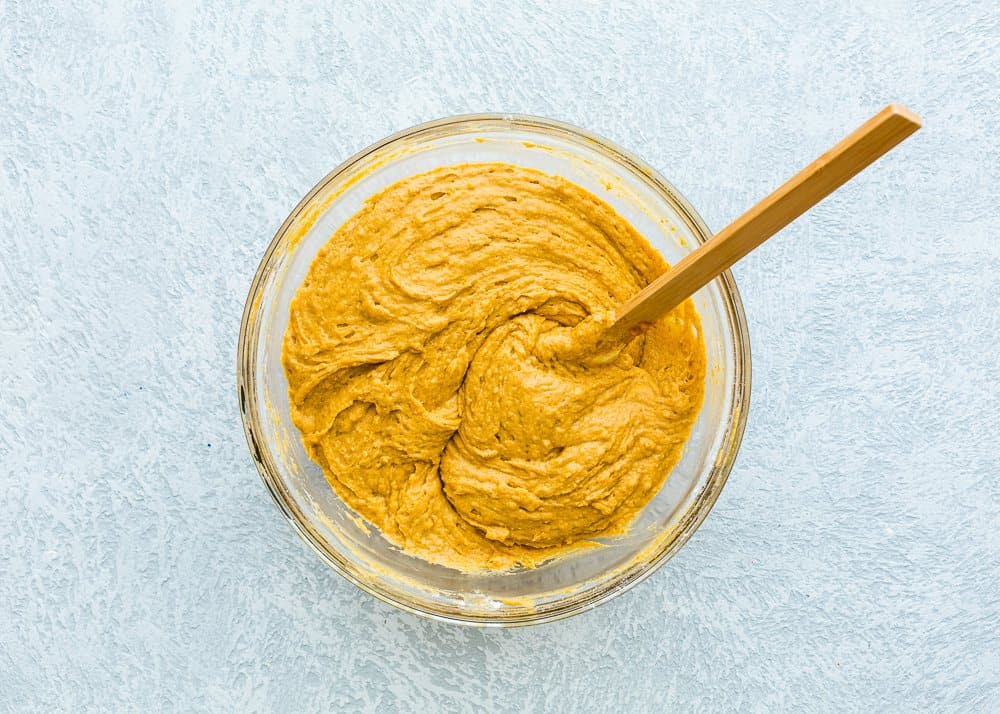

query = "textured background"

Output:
[[1, 1, 998, 711]]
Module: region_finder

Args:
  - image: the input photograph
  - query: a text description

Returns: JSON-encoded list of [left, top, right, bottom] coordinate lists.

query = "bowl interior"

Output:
[[239, 116, 748, 624]]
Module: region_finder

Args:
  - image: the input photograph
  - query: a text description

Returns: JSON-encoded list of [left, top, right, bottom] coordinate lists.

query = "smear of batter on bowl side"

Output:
[[282, 163, 706, 572]]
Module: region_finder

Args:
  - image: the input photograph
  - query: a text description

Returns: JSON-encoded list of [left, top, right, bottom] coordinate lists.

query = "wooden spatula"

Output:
[[609, 104, 921, 340]]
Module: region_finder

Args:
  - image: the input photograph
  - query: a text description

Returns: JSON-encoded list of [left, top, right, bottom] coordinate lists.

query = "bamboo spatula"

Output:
[[609, 104, 921, 340]]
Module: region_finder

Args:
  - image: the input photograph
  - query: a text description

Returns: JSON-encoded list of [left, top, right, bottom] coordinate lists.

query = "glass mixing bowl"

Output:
[[238, 114, 750, 626]]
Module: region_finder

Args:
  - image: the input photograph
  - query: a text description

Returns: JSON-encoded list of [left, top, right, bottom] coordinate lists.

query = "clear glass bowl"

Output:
[[238, 114, 751, 626]]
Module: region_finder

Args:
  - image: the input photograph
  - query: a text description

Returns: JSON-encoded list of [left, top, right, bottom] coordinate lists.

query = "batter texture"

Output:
[[283, 163, 706, 571]]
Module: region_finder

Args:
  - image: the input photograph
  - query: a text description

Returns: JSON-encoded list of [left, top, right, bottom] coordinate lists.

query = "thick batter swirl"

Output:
[[283, 164, 705, 571]]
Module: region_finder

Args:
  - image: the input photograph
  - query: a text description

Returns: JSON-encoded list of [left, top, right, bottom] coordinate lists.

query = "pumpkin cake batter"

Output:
[[283, 163, 706, 572]]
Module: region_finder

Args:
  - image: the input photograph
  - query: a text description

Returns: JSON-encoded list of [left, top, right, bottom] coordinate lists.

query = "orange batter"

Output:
[[283, 163, 705, 571]]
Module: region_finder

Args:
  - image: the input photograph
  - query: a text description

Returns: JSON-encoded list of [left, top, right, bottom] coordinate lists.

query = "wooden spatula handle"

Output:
[[612, 104, 921, 336]]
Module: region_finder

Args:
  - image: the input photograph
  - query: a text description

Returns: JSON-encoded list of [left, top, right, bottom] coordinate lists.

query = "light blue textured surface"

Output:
[[1, 1, 998, 711]]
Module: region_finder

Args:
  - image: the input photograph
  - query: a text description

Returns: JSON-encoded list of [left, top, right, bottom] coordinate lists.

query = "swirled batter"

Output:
[[283, 163, 705, 571]]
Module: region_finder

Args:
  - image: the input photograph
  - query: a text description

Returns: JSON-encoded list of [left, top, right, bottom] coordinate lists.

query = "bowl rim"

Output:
[[237, 113, 751, 626]]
